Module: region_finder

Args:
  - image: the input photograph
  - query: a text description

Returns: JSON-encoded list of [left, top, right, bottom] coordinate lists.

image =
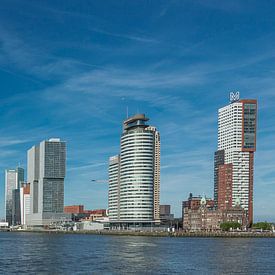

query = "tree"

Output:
[[252, 222, 272, 231], [220, 222, 241, 231]]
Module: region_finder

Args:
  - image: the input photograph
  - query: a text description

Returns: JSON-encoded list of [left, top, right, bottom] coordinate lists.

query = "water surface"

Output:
[[0, 232, 274, 274]]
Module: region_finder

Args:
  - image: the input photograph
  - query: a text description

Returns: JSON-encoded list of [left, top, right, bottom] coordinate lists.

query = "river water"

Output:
[[0, 232, 274, 274]]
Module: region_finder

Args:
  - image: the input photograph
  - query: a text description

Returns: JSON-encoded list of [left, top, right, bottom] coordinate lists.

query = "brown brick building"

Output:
[[182, 194, 247, 231], [64, 205, 84, 214], [217, 164, 233, 210], [182, 193, 214, 213]]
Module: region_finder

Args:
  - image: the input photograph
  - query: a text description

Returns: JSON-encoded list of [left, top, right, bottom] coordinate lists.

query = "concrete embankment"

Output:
[[86, 230, 275, 238], [1, 229, 275, 238]]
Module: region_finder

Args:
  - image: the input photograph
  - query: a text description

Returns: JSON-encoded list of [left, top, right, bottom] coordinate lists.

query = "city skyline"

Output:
[[0, 1, 275, 221]]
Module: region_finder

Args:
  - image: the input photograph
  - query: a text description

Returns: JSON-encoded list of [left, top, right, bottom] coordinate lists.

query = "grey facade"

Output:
[[12, 189, 21, 225], [214, 150, 225, 207], [160, 205, 174, 223], [5, 167, 24, 225], [243, 102, 257, 149], [27, 138, 69, 226]]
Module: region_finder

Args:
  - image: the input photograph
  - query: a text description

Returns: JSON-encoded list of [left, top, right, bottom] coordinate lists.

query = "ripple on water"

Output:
[[0, 233, 275, 274]]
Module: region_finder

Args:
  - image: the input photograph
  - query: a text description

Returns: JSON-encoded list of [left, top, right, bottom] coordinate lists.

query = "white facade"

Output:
[[218, 102, 243, 152], [108, 155, 120, 221], [147, 126, 160, 221], [108, 114, 160, 224], [218, 102, 252, 211], [120, 130, 155, 221], [0, 222, 9, 228], [79, 221, 104, 231], [20, 187, 30, 226]]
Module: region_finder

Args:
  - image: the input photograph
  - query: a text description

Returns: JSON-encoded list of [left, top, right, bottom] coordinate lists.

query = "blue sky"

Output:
[[0, 0, 274, 221]]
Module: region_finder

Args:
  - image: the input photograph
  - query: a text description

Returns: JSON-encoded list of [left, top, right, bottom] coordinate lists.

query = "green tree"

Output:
[[220, 222, 241, 231], [252, 222, 272, 231]]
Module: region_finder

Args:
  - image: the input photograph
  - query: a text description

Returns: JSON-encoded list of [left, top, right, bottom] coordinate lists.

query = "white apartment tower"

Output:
[[214, 93, 257, 225], [108, 114, 160, 226], [20, 183, 31, 226], [108, 155, 120, 221]]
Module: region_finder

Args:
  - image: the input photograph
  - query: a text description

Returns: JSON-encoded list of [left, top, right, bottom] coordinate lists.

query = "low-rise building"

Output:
[[182, 193, 214, 221], [64, 205, 84, 214], [64, 206, 108, 222], [183, 193, 214, 210], [160, 205, 174, 224], [78, 221, 104, 231], [0, 222, 9, 228], [82, 209, 107, 221], [183, 195, 247, 231]]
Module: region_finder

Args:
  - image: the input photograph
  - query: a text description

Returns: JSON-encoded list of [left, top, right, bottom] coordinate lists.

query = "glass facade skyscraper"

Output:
[[27, 138, 68, 226], [4, 167, 24, 225]]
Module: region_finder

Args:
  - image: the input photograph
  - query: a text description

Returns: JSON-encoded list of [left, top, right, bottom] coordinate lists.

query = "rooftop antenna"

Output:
[[121, 97, 128, 119]]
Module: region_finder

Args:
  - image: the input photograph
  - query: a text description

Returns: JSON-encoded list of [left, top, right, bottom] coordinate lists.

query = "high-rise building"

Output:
[[217, 164, 233, 210], [4, 167, 24, 225], [108, 114, 160, 226], [108, 155, 120, 221], [214, 92, 257, 225], [12, 189, 21, 225], [20, 182, 31, 226], [27, 138, 69, 226]]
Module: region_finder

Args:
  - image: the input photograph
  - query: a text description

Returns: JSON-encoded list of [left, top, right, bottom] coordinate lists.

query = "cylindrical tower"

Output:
[[119, 114, 158, 222]]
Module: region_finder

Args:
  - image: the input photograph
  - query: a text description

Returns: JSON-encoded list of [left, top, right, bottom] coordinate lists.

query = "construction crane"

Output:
[[91, 179, 108, 184]]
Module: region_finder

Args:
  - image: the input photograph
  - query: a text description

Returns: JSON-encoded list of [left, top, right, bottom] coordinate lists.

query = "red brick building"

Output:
[[182, 194, 247, 231], [182, 193, 214, 212], [217, 164, 233, 210], [64, 205, 84, 214], [64, 205, 108, 221]]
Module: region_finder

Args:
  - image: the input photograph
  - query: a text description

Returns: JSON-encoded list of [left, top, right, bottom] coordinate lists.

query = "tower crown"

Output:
[[123, 114, 149, 130]]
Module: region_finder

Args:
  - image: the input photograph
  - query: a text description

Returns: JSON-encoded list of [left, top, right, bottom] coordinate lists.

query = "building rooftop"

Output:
[[123, 114, 150, 130], [49, 138, 61, 142], [124, 114, 149, 124]]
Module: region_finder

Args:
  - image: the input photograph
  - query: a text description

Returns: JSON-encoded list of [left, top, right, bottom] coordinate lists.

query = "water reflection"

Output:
[[204, 238, 273, 274], [0, 233, 275, 274]]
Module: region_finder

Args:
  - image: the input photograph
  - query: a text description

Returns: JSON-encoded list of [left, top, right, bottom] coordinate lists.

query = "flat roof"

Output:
[[124, 114, 149, 125]]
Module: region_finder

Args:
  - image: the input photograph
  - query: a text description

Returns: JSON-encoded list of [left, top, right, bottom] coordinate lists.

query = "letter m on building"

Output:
[[230, 91, 240, 102]]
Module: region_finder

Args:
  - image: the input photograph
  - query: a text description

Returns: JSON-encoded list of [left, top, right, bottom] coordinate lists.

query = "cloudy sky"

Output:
[[0, 0, 274, 220]]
